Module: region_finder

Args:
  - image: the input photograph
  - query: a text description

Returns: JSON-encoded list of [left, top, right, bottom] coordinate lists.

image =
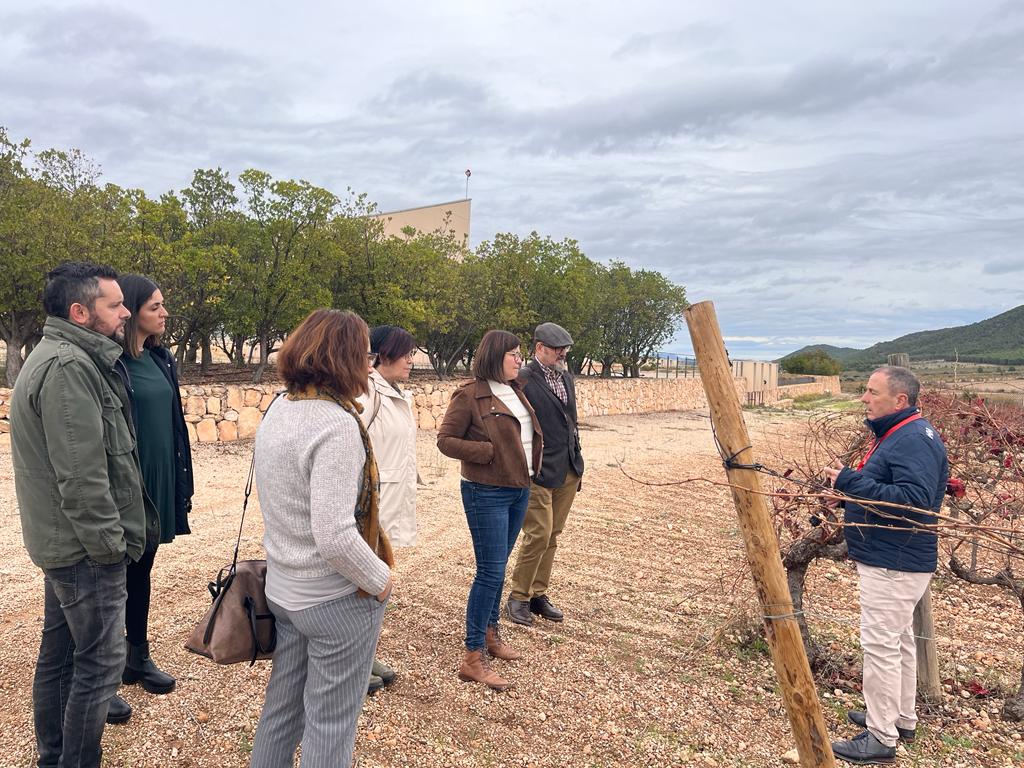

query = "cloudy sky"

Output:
[[2, 1, 1022, 359]]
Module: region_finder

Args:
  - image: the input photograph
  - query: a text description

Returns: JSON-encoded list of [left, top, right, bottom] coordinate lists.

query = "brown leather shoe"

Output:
[[458, 650, 510, 691], [485, 626, 523, 661]]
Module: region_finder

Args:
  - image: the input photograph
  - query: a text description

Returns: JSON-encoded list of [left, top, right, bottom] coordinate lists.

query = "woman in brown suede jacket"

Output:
[[438, 330, 543, 690]]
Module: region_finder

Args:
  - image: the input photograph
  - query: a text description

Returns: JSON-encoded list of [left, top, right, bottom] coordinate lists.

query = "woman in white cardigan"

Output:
[[357, 325, 419, 691]]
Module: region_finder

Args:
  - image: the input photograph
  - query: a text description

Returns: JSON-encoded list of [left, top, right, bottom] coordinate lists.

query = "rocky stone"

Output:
[[225, 387, 244, 412], [206, 397, 221, 415], [186, 422, 197, 443], [185, 395, 206, 416], [195, 418, 218, 443], [217, 420, 238, 442], [183, 414, 202, 424], [222, 409, 239, 422], [243, 388, 262, 407], [0, 419, 9, 433], [259, 392, 276, 411], [237, 407, 262, 439]]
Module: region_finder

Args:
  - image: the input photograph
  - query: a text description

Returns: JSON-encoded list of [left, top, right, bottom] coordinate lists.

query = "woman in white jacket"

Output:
[[357, 325, 419, 691]]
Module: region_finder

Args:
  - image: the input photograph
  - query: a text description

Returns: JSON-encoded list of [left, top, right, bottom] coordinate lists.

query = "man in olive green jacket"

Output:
[[11, 262, 157, 767]]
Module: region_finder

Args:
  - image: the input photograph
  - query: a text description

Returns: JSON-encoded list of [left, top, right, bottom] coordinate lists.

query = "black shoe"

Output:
[[367, 673, 384, 695], [372, 659, 396, 686], [506, 597, 534, 626], [529, 594, 564, 622], [831, 731, 896, 765], [106, 694, 132, 725], [123, 641, 176, 694], [848, 711, 916, 742]]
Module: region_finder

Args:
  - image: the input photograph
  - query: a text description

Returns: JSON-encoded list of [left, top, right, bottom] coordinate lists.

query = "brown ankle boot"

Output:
[[485, 626, 523, 661], [458, 650, 510, 691]]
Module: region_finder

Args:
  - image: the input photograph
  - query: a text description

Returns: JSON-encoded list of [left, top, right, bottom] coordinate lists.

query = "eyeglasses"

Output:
[[506, 350, 524, 361], [367, 352, 378, 365], [541, 343, 572, 353], [404, 351, 417, 361]]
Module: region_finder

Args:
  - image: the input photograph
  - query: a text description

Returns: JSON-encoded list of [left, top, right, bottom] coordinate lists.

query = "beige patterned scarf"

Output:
[[287, 385, 394, 572]]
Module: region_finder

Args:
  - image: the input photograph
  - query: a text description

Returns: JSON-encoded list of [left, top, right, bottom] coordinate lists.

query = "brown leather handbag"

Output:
[[186, 425, 277, 666]]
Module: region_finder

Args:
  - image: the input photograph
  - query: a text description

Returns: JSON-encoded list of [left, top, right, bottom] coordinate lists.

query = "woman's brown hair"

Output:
[[471, 330, 521, 382], [277, 309, 370, 399], [117, 273, 161, 358]]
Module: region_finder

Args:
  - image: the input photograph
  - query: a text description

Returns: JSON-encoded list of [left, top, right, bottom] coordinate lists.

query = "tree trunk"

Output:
[[782, 529, 848, 671], [3, 330, 28, 387], [232, 335, 245, 368], [200, 335, 213, 373], [252, 333, 270, 383], [1, 311, 42, 387]]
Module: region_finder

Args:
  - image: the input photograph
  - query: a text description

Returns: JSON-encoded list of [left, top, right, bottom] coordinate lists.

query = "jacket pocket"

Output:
[[101, 397, 135, 455]]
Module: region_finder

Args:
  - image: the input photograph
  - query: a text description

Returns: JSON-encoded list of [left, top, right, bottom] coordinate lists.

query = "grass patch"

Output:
[[939, 733, 974, 750]]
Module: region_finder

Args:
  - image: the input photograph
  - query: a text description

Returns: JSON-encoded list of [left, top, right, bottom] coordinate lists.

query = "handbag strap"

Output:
[[231, 390, 285, 571]]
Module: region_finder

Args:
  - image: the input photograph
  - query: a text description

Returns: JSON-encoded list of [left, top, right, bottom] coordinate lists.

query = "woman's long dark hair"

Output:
[[117, 273, 161, 358]]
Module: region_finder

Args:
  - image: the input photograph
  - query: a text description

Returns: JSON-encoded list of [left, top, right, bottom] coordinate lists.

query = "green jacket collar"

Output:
[[43, 316, 124, 371]]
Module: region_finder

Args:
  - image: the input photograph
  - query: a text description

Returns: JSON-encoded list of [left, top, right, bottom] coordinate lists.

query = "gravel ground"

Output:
[[0, 408, 1021, 767]]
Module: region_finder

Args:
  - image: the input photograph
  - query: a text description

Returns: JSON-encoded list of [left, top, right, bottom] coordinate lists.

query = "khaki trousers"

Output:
[[857, 562, 932, 747], [509, 472, 578, 601]]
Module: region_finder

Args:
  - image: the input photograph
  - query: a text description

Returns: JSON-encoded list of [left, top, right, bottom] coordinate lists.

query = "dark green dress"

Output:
[[124, 349, 177, 544]]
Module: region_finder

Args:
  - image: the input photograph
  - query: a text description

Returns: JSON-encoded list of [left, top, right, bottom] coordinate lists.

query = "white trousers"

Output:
[[857, 562, 933, 747]]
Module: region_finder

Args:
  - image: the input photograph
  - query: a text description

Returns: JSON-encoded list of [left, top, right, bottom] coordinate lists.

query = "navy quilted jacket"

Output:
[[836, 406, 948, 573]]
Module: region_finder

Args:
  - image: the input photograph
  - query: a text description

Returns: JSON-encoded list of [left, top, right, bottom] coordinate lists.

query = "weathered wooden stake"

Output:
[[685, 301, 835, 768], [914, 588, 942, 701]]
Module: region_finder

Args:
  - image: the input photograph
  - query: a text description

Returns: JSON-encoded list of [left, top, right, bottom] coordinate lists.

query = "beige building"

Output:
[[731, 359, 779, 392], [372, 198, 471, 246]]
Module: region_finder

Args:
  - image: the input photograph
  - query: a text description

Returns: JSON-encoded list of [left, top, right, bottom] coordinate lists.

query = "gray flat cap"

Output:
[[535, 322, 573, 347]]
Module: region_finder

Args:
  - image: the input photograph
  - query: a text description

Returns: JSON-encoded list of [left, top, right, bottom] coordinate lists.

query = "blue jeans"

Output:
[[34, 556, 127, 768], [461, 481, 529, 651]]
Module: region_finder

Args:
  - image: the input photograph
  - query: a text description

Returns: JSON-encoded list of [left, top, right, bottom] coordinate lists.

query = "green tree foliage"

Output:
[[231, 170, 337, 380], [585, 263, 688, 377], [781, 349, 842, 376], [0, 132, 689, 385]]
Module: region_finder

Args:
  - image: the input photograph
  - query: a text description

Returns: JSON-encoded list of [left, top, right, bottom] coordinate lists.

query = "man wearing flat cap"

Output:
[[506, 322, 584, 626]]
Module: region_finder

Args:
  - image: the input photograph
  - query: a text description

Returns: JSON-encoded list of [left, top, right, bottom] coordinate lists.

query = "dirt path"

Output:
[[0, 409, 1019, 767]]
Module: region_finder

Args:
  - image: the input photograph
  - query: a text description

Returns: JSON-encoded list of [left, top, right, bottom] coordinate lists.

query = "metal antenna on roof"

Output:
[[465, 169, 471, 199]]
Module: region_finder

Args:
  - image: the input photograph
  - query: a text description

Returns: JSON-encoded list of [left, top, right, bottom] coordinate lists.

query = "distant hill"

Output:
[[784, 305, 1024, 370], [776, 344, 861, 364]]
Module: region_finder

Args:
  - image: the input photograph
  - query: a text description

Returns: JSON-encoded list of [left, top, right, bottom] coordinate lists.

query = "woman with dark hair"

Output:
[[356, 325, 418, 691], [250, 309, 394, 768], [112, 274, 193, 723], [437, 330, 542, 690]]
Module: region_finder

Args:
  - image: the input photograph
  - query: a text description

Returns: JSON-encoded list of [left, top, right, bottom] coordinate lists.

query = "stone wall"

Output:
[[772, 375, 841, 402], [0, 374, 840, 443]]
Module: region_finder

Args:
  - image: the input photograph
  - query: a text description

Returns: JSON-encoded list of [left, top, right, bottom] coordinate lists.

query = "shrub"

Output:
[[781, 349, 842, 376]]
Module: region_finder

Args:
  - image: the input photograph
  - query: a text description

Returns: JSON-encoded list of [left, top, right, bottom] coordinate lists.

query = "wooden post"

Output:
[[914, 587, 941, 702], [685, 301, 835, 768]]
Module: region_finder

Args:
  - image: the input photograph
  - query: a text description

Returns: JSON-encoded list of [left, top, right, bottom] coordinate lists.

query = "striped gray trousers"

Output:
[[250, 592, 386, 768]]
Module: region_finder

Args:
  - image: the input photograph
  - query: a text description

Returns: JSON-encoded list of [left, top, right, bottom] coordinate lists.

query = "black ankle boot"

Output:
[[106, 694, 132, 724], [123, 640, 176, 694]]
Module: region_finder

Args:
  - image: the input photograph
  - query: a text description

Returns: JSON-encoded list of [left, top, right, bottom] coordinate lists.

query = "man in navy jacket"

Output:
[[824, 366, 948, 764]]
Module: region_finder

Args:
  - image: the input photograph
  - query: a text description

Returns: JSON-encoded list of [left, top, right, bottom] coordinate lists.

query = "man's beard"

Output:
[[87, 318, 124, 342]]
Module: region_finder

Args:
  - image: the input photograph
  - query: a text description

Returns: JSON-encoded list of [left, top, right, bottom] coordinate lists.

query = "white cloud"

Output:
[[1, 0, 1021, 358]]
